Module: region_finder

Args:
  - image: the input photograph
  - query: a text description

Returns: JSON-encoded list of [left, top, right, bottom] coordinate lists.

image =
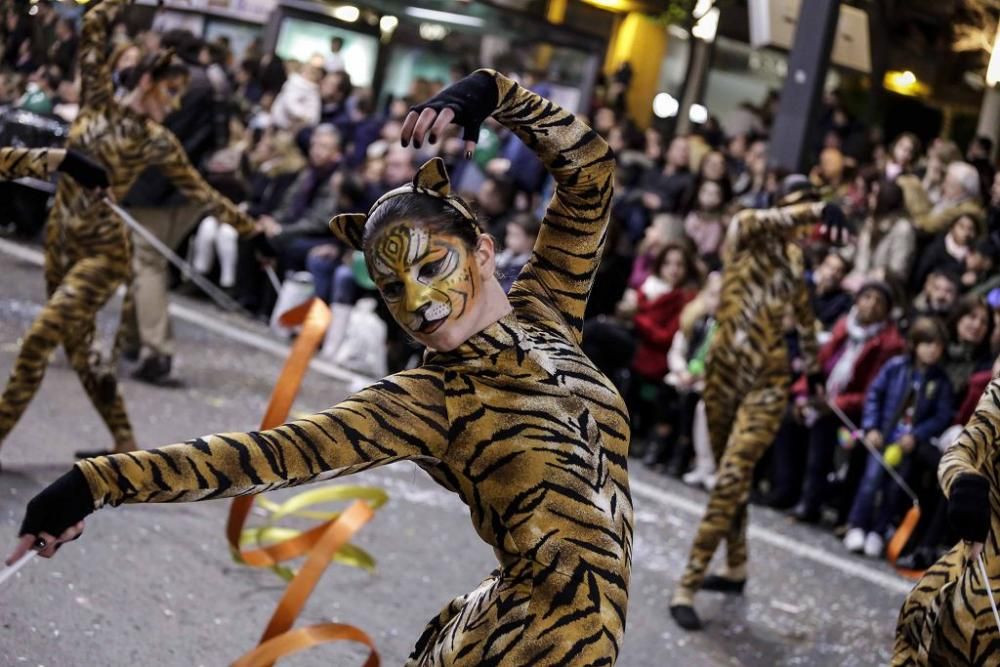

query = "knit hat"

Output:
[[858, 279, 894, 308]]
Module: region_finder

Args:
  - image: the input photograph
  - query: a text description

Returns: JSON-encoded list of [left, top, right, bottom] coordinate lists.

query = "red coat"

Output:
[[792, 316, 905, 419], [632, 287, 696, 381], [955, 369, 993, 426]]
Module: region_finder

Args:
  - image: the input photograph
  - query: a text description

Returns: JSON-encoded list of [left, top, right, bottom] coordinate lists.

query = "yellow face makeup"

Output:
[[368, 222, 480, 338]]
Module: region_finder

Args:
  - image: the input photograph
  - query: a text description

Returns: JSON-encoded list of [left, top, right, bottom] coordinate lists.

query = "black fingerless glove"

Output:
[[409, 70, 499, 143], [820, 203, 854, 243], [57, 148, 110, 190], [948, 473, 991, 544], [19, 467, 95, 538]]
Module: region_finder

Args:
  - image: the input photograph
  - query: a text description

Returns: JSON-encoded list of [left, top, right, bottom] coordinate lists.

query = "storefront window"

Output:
[[274, 17, 377, 86]]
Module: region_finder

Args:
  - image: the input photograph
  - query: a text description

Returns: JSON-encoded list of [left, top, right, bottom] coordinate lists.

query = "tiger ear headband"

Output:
[[328, 157, 480, 251]]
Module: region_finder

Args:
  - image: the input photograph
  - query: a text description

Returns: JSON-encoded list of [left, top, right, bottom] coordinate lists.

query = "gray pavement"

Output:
[[0, 243, 910, 666]]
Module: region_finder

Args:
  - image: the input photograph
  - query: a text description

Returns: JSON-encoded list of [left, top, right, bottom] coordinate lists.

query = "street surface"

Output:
[[0, 240, 909, 666]]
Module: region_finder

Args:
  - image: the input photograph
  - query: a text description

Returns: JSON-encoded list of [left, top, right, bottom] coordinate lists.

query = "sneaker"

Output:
[[843, 527, 865, 553], [682, 469, 705, 487], [863, 532, 885, 558]]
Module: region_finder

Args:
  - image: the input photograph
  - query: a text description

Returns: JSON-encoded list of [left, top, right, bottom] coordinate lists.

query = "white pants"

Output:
[[192, 216, 239, 288]]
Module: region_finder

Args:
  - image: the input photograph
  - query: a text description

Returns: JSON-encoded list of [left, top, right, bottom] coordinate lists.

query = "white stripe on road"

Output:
[[0, 238, 376, 387], [0, 237, 916, 596], [629, 477, 915, 595]]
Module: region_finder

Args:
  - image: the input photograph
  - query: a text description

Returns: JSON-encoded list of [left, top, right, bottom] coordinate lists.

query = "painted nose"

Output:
[[404, 282, 432, 315]]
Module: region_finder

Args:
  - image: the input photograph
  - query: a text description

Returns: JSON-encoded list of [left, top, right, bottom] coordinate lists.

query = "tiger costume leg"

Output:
[[0, 253, 132, 451], [672, 377, 788, 620]]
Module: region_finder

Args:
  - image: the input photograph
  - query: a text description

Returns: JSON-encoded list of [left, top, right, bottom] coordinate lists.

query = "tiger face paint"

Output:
[[368, 221, 481, 347]]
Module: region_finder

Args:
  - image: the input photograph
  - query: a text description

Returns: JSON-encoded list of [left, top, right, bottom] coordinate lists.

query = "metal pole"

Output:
[[769, 0, 841, 173]]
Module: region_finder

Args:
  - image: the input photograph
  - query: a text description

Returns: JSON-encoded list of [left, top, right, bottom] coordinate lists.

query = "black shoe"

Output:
[[122, 345, 140, 363], [669, 604, 703, 631], [896, 548, 935, 571], [74, 448, 113, 460], [642, 440, 666, 467], [132, 354, 172, 384], [701, 575, 746, 595], [791, 501, 820, 524]]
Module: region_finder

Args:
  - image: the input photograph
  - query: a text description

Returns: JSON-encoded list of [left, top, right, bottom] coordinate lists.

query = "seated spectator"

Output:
[[959, 237, 998, 292], [271, 56, 324, 131], [496, 214, 540, 293], [902, 161, 984, 236], [843, 316, 952, 558], [943, 294, 995, 401], [912, 213, 978, 291], [790, 281, 905, 523], [844, 179, 915, 290], [257, 124, 341, 273], [809, 249, 853, 332], [910, 269, 960, 322], [683, 179, 726, 263], [810, 147, 850, 199]]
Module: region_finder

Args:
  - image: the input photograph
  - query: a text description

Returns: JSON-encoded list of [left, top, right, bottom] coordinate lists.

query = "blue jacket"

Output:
[[861, 354, 953, 445]]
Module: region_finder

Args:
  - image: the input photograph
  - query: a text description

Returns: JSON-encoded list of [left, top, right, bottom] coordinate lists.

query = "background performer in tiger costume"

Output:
[[670, 178, 851, 630], [8, 70, 633, 666], [893, 376, 1000, 665], [0, 0, 256, 464]]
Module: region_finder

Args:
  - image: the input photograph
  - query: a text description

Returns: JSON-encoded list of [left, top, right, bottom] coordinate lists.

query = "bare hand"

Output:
[[899, 434, 916, 454], [6, 521, 84, 565], [865, 430, 884, 450], [968, 541, 984, 563]]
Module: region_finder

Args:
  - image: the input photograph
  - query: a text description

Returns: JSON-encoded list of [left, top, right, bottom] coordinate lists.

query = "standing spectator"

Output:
[[843, 316, 953, 557], [844, 179, 915, 290], [325, 36, 345, 74], [791, 281, 905, 522], [50, 18, 78, 79]]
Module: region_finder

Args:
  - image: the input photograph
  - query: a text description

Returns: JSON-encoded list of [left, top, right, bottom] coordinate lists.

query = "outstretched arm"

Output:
[[939, 379, 999, 497], [150, 126, 257, 237], [79, 0, 128, 111], [727, 201, 825, 252], [78, 368, 449, 507], [0, 148, 59, 180]]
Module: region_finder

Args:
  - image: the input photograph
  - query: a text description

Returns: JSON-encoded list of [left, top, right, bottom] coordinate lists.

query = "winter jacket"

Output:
[[792, 315, 905, 417], [955, 368, 993, 426], [271, 73, 321, 130], [861, 355, 954, 446], [632, 287, 696, 381], [846, 214, 916, 287]]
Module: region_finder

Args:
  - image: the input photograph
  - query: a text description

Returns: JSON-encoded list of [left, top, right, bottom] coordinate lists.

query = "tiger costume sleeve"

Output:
[[491, 73, 615, 342], [149, 125, 257, 237], [75, 369, 449, 508], [0, 148, 54, 180], [938, 378, 999, 496], [79, 0, 126, 112], [728, 201, 825, 253]]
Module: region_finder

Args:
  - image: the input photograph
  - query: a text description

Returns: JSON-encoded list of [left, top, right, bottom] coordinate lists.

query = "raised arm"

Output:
[[148, 125, 257, 236], [79, 0, 127, 111], [486, 74, 615, 340], [0, 148, 58, 180], [727, 201, 825, 252]]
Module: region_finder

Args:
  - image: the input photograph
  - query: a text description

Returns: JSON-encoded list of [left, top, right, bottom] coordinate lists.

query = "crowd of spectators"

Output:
[[2, 0, 1000, 571]]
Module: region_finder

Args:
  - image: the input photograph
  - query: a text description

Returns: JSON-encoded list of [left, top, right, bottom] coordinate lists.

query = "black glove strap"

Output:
[[409, 71, 499, 143], [19, 467, 96, 538]]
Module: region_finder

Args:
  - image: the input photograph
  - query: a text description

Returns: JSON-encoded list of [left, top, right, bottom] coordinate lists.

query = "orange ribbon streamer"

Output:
[[226, 298, 380, 666]]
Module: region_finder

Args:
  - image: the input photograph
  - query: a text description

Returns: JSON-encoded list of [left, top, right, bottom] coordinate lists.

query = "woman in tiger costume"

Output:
[[892, 376, 1000, 665], [9, 70, 633, 665], [670, 178, 851, 630], [0, 0, 256, 463]]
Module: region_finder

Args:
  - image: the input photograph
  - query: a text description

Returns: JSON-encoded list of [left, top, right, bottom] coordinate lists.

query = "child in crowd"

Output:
[[683, 180, 727, 264], [495, 214, 541, 293], [843, 316, 953, 557], [662, 272, 722, 486]]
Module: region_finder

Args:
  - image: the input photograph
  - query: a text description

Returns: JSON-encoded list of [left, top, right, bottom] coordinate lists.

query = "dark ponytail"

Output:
[[119, 49, 188, 92]]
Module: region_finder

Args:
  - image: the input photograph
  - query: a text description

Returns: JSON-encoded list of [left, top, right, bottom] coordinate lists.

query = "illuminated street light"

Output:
[[689, 103, 708, 124], [653, 93, 679, 118], [332, 5, 360, 22]]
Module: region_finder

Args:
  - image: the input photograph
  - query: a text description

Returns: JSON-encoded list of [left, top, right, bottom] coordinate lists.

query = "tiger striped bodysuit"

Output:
[[74, 72, 633, 665], [893, 378, 1000, 666], [675, 203, 822, 600], [0, 0, 254, 454]]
